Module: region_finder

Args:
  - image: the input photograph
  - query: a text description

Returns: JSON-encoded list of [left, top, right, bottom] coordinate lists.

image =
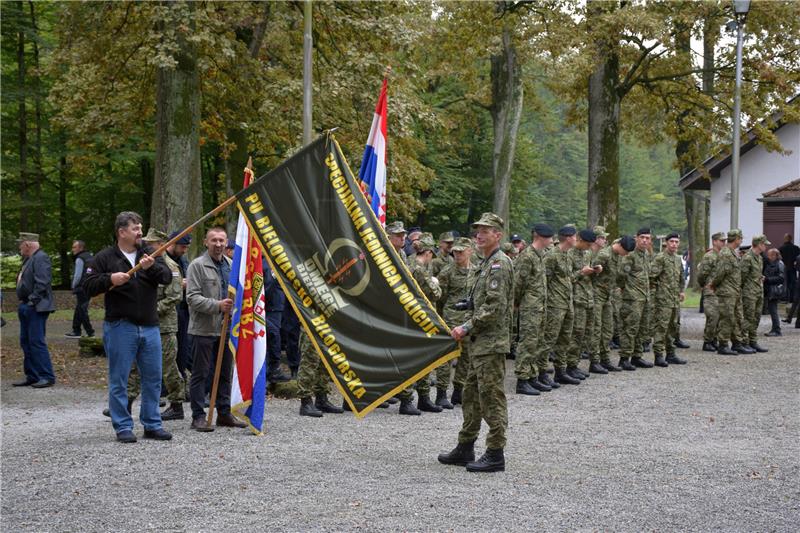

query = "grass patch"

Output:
[[681, 287, 702, 309]]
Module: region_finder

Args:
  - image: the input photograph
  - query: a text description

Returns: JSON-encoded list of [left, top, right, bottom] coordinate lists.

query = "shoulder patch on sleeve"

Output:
[[489, 278, 499, 289]]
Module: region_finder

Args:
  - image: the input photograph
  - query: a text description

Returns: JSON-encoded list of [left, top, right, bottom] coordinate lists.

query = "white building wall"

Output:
[[709, 122, 800, 243]]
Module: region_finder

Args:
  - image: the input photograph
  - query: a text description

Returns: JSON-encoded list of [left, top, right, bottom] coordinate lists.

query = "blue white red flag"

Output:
[[228, 164, 268, 435], [357, 77, 388, 226]]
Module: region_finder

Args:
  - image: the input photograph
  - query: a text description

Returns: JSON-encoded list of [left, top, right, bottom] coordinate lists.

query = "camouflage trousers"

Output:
[[297, 332, 331, 399], [434, 358, 455, 391], [592, 292, 613, 363], [538, 306, 574, 370], [458, 352, 508, 449], [127, 332, 184, 403], [567, 302, 593, 367], [619, 299, 648, 359], [652, 305, 679, 355], [716, 295, 744, 345], [643, 298, 654, 344], [741, 293, 763, 345], [452, 342, 471, 389], [612, 290, 622, 340], [702, 292, 719, 342], [514, 305, 545, 380]]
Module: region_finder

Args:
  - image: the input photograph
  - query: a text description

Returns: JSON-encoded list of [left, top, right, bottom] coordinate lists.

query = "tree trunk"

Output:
[[151, 2, 202, 245], [58, 153, 71, 288], [586, 0, 620, 237], [28, 0, 44, 235], [17, 1, 29, 231], [490, 26, 523, 228]]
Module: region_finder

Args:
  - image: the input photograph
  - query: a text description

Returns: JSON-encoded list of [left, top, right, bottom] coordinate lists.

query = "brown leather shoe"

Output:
[[216, 413, 246, 428], [191, 417, 215, 432]]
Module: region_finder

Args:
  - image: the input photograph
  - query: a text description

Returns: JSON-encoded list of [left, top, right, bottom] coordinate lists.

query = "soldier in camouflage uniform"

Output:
[[641, 240, 656, 354], [616, 228, 655, 370], [514, 224, 553, 395], [565, 229, 597, 381], [740, 235, 771, 353], [127, 229, 186, 420], [697, 232, 726, 351], [649, 233, 687, 367], [708, 229, 754, 355], [297, 329, 341, 417], [538, 226, 581, 385], [431, 231, 455, 277], [436, 237, 474, 407], [438, 213, 513, 473]]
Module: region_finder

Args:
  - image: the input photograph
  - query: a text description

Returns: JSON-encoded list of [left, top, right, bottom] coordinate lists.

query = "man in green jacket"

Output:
[[741, 234, 771, 353], [616, 228, 655, 370], [649, 232, 686, 367], [708, 229, 754, 355], [697, 232, 726, 351]]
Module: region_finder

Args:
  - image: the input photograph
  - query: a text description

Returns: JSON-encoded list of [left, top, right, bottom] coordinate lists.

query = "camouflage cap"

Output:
[[501, 242, 516, 254], [438, 231, 455, 243], [471, 212, 504, 231], [711, 231, 727, 241], [727, 229, 743, 241], [142, 228, 168, 242], [451, 237, 473, 252], [15, 232, 39, 244], [593, 225, 609, 238], [416, 233, 436, 252], [385, 221, 407, 235], [752, 234, 771, 246]]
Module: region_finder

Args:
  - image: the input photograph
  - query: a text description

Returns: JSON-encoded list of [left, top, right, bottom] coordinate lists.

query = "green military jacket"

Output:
[[696, 249, 719, 296], [617, 248, 650, 301], [464, 248, 514, 356], [410, 260, 441, 303], [430, 250, 453, 277], [591, 245, 617, 300], [438, 261, 473, 326], [650, 251, 683, 308], [157, 253, 182, 333], [740, 249, 764, 299], [569, 247, 594, 307], [544, 246, 574, 310], [709, 246, 741, 298], [513, 246, 547, 312]]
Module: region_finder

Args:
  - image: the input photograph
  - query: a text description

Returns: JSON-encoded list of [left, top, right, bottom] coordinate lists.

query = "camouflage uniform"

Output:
[[458, 242, 513, 449], [697, 249, 721, 343], [538, 246, 575, 370], [296, 330, 331, 399], [740, 247, 764, 345], [438, 257, 473, 391], [513, 246, 547, 380], [409, 255, 442, 396], [430, 231, 454, 277], [617, 248, 650, 360], [650, 250, 683, 355], [709, 245, 744, 346], [591, 245, 618, 364], [567, 247, 594, 367], [643, 249, 655, 346]]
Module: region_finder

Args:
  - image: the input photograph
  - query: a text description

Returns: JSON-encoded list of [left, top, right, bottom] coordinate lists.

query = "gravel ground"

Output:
[[2, 310, 799, 532]]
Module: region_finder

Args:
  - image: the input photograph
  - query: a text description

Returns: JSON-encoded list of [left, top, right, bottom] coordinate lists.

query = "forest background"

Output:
[[1, 0, 798, 289]]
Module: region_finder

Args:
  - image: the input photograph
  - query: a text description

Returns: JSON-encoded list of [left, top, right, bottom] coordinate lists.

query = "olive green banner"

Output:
[[236, 134, 459, 417]]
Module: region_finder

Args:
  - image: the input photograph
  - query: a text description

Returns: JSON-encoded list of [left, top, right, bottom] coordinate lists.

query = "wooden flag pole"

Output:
[[206, 310, 231, 427]]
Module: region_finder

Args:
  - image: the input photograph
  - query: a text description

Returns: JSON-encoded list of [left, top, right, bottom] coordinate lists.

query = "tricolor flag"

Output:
[[357, 77, 388, 226], [228, 163, 268, 435]]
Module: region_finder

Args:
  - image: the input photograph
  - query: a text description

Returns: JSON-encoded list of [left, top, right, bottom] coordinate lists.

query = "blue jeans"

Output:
[[18, 303, 55, 383], [103, 320, 162, 433]]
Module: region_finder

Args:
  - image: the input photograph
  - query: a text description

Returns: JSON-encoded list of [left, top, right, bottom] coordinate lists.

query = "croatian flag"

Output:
[[228, 164, 268, 435], [357, 77, 388, 225]]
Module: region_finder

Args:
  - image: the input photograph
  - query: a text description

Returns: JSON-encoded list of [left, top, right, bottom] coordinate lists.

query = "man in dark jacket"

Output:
[[13, 232, 56, 388], [65, 240, 95, 338], [779, 234, 799, 301], [83, 211, 173, 443]]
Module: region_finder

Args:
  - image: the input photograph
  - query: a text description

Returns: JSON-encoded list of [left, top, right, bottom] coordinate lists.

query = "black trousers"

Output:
[[189, 335, 232, 419], [71, 289, 94, 336], [176, 304, 191, 375], [767, 298, 781, 332], [281, 308, 301, 370]]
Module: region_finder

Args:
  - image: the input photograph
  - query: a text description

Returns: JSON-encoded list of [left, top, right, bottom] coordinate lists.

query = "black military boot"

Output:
[[342, 400, 352, 411], [642, 341, 652, 353], [539, 372, 560, 389], [601, 360, 622, 372], [399, 399, 421, 416], [632, 356, 654, 368], [653, 353, 669, 367], [555, 368, 580, 385], [566, 367, 586, 380], [717, 343, 738, 355], [733, 343, 755, 354], [299, 397, 323, 417], [437, 441, 475, 466], [673, 338, 690, 349], [610, 336, 621, 350], [450, 386, 463, 405], [529, 377, 551, 392], [161, 402, 184, 420], [387, 396, 399, 404], [702, 341, 717, 352], [466, 448, 505, 473], [516, 379, 540, 396], [580, 351, 590, 360], [749, 342, 768, 353], [418, 391, 443, 413], [666, 353, 687, 365], [315, 394, 344, 414], [589, 362, 609, 374], [619, 357, 636, 371], [435, 388, 454, 409]]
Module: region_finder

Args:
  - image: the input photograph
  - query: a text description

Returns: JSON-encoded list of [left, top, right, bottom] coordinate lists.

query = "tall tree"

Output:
[[16, 0, 29, 231]]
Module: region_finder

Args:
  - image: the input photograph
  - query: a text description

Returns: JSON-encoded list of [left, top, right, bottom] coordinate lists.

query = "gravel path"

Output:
[[2, 310, 799, 532]]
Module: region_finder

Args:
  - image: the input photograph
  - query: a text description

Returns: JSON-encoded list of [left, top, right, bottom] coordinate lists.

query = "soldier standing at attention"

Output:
[[649, 233, 687, 367], [514, 224, 554, 395], [436, 237, 475, 407], [697, 232, 726, 352], [565, 229, 597, 381], [708, 229, 754, 355], [617, 228, 655, 371], [740, 235, 771, 353], [438, 213, 513, 473], [431, 231, 455, 277]]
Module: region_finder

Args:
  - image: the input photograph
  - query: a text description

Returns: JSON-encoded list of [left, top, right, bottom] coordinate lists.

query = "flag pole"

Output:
[[206, 309, 231, 427]]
